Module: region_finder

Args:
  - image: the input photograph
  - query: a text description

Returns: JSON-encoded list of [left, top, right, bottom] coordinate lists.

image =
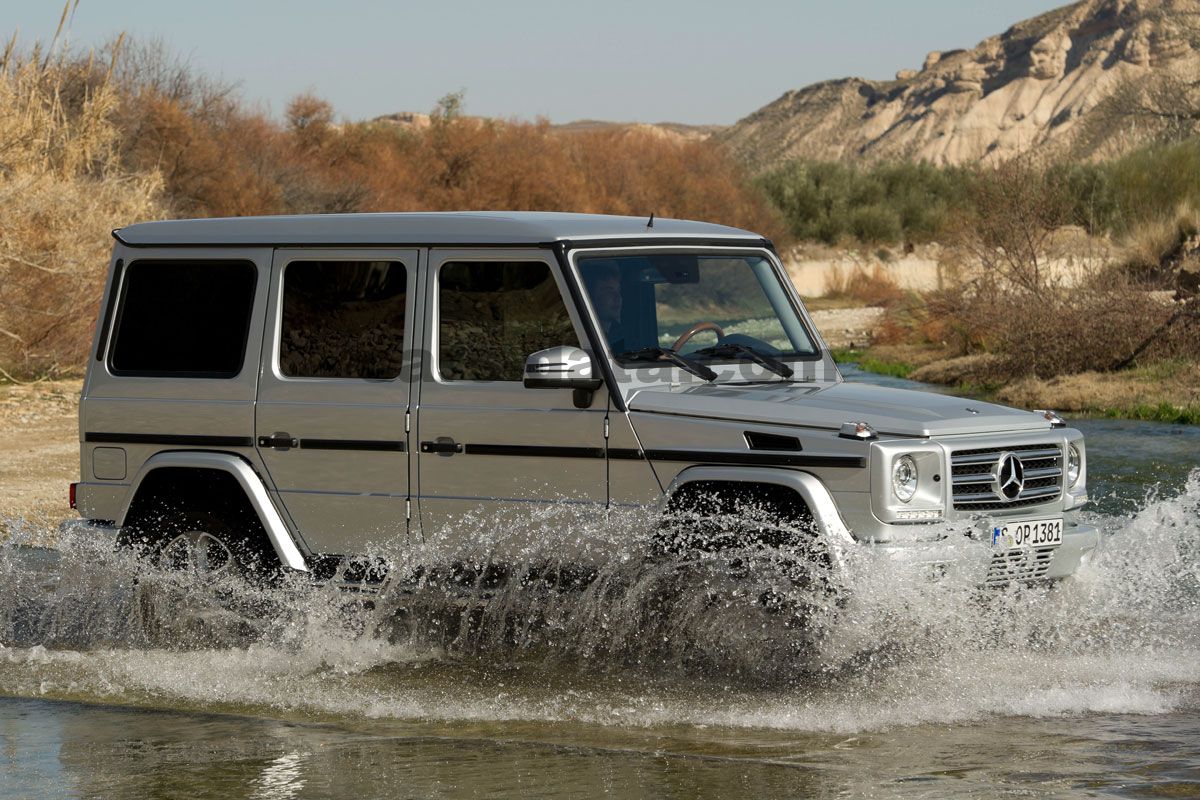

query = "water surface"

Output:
[[2, 370, 1198, 798]]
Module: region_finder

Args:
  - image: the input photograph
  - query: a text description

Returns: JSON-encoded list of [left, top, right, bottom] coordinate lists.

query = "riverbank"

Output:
[[0, 379, 80, 536], [837, 345, 1200, 424]]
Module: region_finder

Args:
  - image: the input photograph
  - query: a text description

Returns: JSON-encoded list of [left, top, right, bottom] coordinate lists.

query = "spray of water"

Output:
[[1, 470, 1197, 733]]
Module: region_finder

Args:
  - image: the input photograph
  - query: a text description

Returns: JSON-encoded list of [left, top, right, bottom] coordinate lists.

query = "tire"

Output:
[[656, 482, 843, 618], [119, 502, 282, 647], [119, 503, 280, 585]]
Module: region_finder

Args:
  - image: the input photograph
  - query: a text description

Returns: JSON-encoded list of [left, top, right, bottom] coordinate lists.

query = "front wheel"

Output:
[[656, 482, 845, 622]]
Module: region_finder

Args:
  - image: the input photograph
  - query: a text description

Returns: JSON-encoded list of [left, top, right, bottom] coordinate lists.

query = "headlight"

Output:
[[1067, 443, 1082, 486], [892, 455, 918, 503]]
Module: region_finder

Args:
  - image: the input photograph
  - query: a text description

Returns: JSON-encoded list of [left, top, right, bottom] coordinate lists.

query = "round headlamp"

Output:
[[1067, 443, 1082, 487], [892, 454, 918, 503]]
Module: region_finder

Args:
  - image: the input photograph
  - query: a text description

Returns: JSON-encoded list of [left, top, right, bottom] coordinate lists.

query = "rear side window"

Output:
[[279, 260, 408, 379], [438, 261, 579, 381], [109, 260, 256, 377]]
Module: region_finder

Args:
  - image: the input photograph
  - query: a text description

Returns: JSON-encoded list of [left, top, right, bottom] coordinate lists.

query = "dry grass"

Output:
[[0, 28, 784, 379], [821, 263, 905, 307], [1118, 204, 1200, 277], [0, 34, 164, 378], [997, 361, 1200, 417]]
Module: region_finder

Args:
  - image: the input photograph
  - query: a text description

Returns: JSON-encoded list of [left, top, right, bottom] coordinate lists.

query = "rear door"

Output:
[[255, 248, 419, 556], [414, 249, 608, 541]]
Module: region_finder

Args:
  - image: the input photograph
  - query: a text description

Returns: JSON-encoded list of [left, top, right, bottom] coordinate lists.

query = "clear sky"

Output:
[[7, 1, 1068, 125]]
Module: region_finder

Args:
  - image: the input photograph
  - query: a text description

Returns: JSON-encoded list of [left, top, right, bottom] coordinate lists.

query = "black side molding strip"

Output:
[[464, 444, 605, 459], [458, 444, 863, 469], [85, 432, 254, 448], [300, 439, 405, 452], [642, 449, 865, 469]]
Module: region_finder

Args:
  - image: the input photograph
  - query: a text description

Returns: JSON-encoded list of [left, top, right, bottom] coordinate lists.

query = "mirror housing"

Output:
[[523, 346, 603, 408]]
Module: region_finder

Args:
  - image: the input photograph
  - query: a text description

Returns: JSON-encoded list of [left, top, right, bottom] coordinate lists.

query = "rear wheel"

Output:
[[118, 496, 282, 646], [119, 491, 281, 585]]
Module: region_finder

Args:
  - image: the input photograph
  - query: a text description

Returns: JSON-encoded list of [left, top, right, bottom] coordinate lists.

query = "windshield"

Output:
[[577, 253, 818, 364]]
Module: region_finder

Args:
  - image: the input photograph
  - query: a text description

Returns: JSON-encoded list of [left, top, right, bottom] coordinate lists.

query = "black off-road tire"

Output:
[[118, 496, 281, 585], [655, 482, 843, 617]]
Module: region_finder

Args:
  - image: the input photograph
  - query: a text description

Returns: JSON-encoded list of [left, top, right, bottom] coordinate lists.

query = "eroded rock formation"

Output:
[[722, 0, 1200, 171]]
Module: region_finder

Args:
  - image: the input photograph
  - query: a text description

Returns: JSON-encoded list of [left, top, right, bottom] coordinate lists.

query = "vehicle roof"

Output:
[[113, 211, 766, 247]]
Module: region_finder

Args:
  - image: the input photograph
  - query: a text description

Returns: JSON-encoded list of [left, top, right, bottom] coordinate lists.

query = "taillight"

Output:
[[69, 482, 78, 509]]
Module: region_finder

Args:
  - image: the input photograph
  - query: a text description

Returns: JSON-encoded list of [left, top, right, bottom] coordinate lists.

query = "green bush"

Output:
[[757, 159, 970, 245], [758, 139, 1200, 246], [848, 205, 902, 244]]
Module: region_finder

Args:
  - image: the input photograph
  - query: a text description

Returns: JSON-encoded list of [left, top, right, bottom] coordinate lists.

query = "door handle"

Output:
[[420, 437, 462, 455], [258, 432, 299, 450]]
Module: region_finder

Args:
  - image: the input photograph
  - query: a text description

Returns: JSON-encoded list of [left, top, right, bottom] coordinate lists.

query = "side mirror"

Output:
[[523, 346, 603, 409]]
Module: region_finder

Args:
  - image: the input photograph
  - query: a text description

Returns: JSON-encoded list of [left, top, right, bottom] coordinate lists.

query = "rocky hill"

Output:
[[722, 0, 1200, 171]]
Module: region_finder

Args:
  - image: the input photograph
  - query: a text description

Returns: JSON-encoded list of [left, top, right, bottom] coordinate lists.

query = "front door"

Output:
[[414, 249, 608, 547], [255, 248, 418, 556]]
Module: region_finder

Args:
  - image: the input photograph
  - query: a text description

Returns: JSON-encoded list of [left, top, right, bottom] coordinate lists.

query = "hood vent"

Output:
[[744, 431, 802, 452]]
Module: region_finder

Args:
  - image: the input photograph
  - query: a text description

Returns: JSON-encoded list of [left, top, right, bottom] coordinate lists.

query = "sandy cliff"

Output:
[[722, 0, 1200, 171]]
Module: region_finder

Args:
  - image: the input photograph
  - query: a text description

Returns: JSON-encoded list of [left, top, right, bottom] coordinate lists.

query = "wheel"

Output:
[[656, 483, 844, 619], [671, 321, 725, 351], [119, 504, 282, 647], [119, 503, 280, 584]]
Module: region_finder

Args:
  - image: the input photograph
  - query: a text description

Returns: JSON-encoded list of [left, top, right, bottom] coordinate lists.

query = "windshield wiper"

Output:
[[694, 343, 794, 379], [616, 347, 718, 382]]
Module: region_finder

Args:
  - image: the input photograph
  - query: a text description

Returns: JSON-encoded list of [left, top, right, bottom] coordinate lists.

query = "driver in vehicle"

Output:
[[581, 259, 628, 353], [578, 253, 804, 380]]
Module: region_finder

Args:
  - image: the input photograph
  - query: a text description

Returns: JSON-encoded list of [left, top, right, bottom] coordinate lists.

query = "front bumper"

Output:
[[863, 518, 1100, 585]]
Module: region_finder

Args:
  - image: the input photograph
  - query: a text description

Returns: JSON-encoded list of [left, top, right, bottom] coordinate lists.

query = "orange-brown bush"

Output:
[[822, 263, 905, 307], [111, 77, 783, 233], [0, 36, 783, 378]]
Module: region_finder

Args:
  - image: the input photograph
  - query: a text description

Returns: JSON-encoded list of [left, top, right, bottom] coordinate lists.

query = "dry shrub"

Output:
[[0, 37, 164, 379], [822, 263, 905, 307], [940, 156, 1198, 379]]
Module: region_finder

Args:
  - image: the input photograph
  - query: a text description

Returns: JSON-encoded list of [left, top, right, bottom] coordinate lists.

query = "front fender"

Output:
[[121, 451, 308, 572], [662, 466, 857, 551]]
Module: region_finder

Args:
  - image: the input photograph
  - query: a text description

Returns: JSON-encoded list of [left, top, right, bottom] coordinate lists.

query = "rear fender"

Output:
[[120, 451, 308, 572]]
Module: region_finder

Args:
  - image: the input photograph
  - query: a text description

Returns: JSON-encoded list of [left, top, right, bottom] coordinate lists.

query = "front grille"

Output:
[[986, 546, 1056, 585], [950, 443, 1063, 511]]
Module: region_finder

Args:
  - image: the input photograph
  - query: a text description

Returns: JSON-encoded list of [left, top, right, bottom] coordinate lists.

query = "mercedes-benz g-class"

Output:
[[72, 212, 1097, 586]]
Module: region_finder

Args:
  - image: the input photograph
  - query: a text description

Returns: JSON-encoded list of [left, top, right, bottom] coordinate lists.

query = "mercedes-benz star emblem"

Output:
[[994, 452, 1025, 501]]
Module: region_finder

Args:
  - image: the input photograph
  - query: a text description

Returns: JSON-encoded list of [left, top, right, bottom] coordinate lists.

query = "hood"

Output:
[[627, 381, 1053, 438]]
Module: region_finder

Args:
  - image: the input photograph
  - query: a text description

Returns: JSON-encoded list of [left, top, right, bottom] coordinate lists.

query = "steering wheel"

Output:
[[671, 321, 725, 352]]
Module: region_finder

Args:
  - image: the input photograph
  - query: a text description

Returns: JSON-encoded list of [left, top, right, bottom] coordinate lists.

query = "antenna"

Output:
[[646, 212, 655, 229]]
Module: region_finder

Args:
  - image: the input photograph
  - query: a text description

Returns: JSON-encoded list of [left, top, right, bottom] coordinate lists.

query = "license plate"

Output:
[[992, 518, 1063, 549]]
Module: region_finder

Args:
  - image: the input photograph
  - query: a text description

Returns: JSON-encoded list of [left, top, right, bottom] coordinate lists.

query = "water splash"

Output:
[[1, 470, 1197, 734]]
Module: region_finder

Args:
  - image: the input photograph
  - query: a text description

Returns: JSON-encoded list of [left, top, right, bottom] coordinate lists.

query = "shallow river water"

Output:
[[2, 369, 1199, 799]]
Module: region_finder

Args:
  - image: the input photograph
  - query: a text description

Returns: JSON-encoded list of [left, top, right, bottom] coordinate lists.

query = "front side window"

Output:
[[280, 260, 407, 379], [438, 261, 579, 381], [109, 260, 256, 377], [577, 253, 818, 363]]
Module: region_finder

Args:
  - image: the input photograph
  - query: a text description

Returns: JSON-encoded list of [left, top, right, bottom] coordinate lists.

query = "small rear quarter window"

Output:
[[108, 260, 257, 377]]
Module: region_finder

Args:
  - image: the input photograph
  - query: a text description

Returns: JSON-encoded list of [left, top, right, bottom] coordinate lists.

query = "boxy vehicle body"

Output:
[[74, 212, 1099, 586]]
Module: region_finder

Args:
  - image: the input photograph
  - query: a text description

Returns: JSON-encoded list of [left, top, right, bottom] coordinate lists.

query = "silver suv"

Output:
[[72, 212, 1097, 586]]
